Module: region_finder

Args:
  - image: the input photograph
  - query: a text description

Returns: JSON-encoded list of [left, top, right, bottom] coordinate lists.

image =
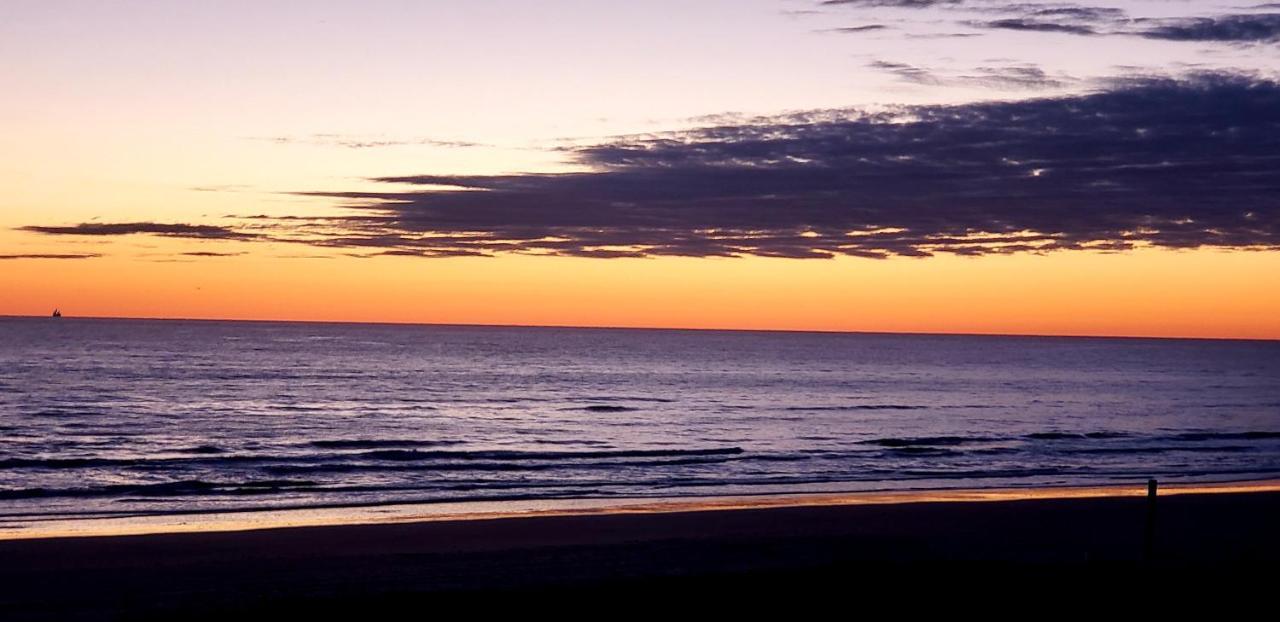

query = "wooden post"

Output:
[[1144, 478, 1157, 563]]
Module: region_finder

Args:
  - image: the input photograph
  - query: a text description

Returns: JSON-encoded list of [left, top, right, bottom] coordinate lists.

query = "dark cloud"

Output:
[[821, 0, 1123, 18], [0, 253, 100, 260], [1015, 5, 1125, 21], [957, 65, 1071, 89], [285, 73, 1280, 259], [821, 0, 1122, 21], [19, 222, 256, 240], [971, 12, 1280, 42], [979, 17, 1098, 35], [904, 32, 981, 38], [23, 75, 1280, 260], [870, 60, 1070, 89], [1138, 13, 1280, 43], [967, 4, 1120, 37], [823, 0, 1279, 45], [820, 0, 964, 6], [927, 3, 1280, 43], [825, 24, 890, 33], [178, 251, 246, 257], [868, 60, 941, 84]]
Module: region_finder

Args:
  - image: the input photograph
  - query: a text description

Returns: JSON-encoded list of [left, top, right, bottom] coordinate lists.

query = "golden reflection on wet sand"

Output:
[[3, 479, 1277, 541]]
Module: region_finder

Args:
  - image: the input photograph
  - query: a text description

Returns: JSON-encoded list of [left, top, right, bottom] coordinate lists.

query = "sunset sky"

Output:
[[3, 0, 1279, 339]]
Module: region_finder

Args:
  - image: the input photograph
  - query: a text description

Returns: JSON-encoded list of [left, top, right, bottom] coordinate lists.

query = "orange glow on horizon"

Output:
[[4, 2, 1280, 344], [3, 243, 1278, 341]]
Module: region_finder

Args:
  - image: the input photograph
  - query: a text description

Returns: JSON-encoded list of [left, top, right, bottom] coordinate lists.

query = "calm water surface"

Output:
[[1, 318, 1277, 522]]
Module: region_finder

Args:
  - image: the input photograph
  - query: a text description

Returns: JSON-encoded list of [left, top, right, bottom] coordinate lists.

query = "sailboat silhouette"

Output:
[[52, 309, 62, 318]]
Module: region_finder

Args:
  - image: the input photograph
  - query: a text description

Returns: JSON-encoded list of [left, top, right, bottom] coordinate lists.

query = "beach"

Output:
[[2, 482, 1276, 618], [7, 1, 1280, 618], [3, 321, 1277, 617]]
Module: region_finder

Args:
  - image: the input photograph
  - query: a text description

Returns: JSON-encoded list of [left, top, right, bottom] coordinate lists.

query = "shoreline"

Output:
[[5, 477, 1277, 542], [2, 483, 1277, 617]]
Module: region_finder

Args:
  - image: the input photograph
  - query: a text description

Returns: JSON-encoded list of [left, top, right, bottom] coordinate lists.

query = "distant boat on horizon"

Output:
[[51, 309, 62, 318]]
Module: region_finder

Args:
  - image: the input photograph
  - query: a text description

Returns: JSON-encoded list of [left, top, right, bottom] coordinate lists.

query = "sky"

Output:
[[2, 0, 1279, 339]]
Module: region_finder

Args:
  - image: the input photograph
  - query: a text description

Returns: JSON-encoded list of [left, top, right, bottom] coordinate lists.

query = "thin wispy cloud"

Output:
[[820, 24, 891, 33], [869, 59, 942, 84], [190, 185, 254, 193], [979, 17, 1099, 35], [256, 134, 485, 150], [958, 65, 1073, 89], [820, 0, 965, 7], [20, 223, 257, 241], [869, 60, 1072, 89], [0, 253, 101, 260]]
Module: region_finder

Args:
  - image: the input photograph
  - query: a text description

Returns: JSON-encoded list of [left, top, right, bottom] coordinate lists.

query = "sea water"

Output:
[[1, 318, 1277, 523]]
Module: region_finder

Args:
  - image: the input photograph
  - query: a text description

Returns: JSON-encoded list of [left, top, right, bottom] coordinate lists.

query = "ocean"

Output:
[[1, 318, 1277, 525]]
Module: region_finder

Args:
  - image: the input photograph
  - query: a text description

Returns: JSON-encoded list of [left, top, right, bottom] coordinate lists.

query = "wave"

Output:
[[4, 464, 1280, 514], [263, 455, 745, 475], [860, 436, 999, 448], [28, 408, 109, 418], [1025, 432, 1129, 440], [0, 479, 320, 501], [177, 445, 225, 454], [511, 436, 615, 447], [0, 447, 745, 471], [1063, 445, 1255, 455], [309, 439, 463, 449], [357, 447, 743, 461], [459, 396, 672, 406], [785, 404, 925, 411], [895, 467, 1065, 480], [578, 396, 676, 403], [0, 457, 139, 469], [577, 405, 642, 412], [1168, 431, 1280, 442], [885, 447, 963, 456]]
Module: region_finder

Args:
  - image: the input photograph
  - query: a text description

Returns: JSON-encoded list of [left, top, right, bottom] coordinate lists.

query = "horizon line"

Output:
[[2, 313, 1276, 343]]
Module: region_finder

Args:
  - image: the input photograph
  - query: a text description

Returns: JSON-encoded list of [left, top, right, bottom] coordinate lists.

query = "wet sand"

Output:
[[2, 484, 1277, 619], [6, 478, 1277, 540]]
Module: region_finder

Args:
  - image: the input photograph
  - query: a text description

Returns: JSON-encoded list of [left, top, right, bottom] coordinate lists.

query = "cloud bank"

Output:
[[821, 1, 1280, 44], [22, 74, 1280, 260]]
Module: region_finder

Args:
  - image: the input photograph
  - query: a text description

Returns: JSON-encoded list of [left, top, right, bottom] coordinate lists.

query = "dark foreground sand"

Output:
[[2, 489, 1277, 619]]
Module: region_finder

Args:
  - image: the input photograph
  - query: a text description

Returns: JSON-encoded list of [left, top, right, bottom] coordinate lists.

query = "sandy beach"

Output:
[[2, 481, 1276, 619]]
